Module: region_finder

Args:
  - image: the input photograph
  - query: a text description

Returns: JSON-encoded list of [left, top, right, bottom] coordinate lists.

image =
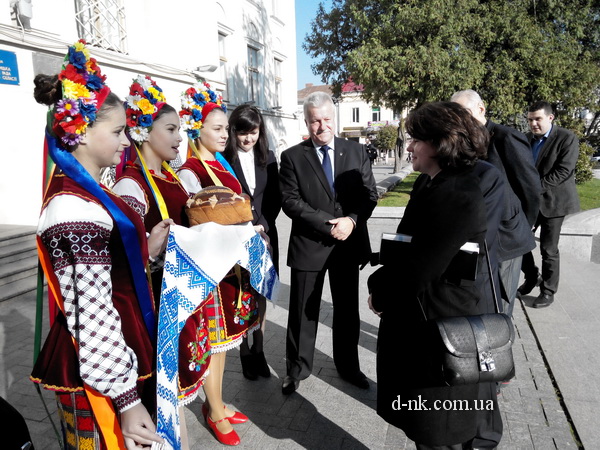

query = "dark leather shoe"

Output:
[[241, 354, 258, 380], [533, 293, 554, 308], [340, 371, 369, 389], [282, 376, 299, 395], [518, 274, 542, 296], [253, 351, 271, 378]]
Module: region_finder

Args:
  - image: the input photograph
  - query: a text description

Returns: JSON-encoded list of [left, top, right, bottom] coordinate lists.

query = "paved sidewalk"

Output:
[[1, 208, 591, 448]]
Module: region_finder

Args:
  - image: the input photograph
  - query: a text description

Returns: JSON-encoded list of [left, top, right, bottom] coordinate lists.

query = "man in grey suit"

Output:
[[279, 91, 378, 394], [518, 101, 580, 308], [452, 90, 541, 318]]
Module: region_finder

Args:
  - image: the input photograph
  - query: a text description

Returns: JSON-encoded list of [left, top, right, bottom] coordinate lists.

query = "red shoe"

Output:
[[202, 403, 248, 424], [226, 409, 248, 424], [206, 415, 241, 446]]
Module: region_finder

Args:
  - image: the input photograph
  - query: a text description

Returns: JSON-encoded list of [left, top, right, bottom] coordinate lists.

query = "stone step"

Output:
[[0, 256, 39, 287], [0, 275, 41, 302], [0, 242, 37, 263], [0, 225, 36, 248]]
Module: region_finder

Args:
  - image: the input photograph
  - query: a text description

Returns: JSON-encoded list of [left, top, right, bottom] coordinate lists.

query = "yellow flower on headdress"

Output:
[[73, 41, 90, 59], [203, 92, 210, 102], [62, 79, 91, 100], [148, 86, 165, 102], [137, 98, 156, 115]]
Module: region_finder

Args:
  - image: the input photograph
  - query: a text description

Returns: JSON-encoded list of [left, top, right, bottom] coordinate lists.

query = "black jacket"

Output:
[[486, 120, 540, 261], [280, 137, 378, 271]]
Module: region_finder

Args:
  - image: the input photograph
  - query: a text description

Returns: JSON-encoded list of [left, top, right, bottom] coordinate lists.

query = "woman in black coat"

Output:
[[225, 104, 282, 380], [368, 102, 501, 449]]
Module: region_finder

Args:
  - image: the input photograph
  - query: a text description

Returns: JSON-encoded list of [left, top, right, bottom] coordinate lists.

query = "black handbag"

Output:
[[420, 241, 515, 386]]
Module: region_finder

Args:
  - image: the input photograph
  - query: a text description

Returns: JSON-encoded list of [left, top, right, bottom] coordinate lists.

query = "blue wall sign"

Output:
[[0, 50, 20, 85]]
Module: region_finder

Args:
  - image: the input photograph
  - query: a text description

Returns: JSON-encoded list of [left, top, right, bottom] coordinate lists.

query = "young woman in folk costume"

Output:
[[177, 83, 260, 446], [224, 104, 282, 380], [112, 75, 211, 449], [31, 41, 169, 449]]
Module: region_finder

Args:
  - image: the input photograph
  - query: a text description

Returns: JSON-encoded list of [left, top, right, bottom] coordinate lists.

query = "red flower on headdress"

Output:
[[130, 83, 144, 96], [56, 115, 87, 135], [59, 64, 87, 85], [126, 109, 138, 127]]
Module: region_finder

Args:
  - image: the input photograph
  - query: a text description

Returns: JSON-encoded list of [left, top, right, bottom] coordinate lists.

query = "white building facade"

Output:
[[0, 0, 298, 225]]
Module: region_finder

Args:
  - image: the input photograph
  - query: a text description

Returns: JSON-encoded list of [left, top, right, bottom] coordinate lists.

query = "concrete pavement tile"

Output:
[[18, 404, 57, 422], [299, 430, 345, 449], [261, 425, 309, 447], [564, 399, 600, 449], [506, 420, 534, 448], [288, 402, 316, 432], [235, 422, 268, 447], [383, 423, 408, 448], [529, 433, 567, 449], [528, 422, 574, 442], [277, 395, 305, 418]]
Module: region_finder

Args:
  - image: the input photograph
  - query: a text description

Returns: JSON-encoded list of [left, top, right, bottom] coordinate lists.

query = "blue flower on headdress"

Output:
[[68, 47, 87, 69], [191, 108, 203, 122], [189, 129, 200, 140], [209, 91, 217, 103], [145, 90, 158, 105], [139, 114, 153, 127], [79, 102, 97, 123], [193, 93, 207, 106], [87, 74, 104, 90]]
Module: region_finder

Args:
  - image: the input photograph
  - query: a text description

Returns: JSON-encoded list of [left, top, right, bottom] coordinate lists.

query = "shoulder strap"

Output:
[[188, 138, 223, 187]]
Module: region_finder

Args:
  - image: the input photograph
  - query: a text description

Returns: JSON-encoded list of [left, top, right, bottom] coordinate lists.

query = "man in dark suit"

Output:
[[451, 90, 541, 317], [279, 91, 378, 394], [518, 101, 580, 308]]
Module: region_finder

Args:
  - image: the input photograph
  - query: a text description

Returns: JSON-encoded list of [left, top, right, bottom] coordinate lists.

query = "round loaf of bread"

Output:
[[186, 186, 253, 226]]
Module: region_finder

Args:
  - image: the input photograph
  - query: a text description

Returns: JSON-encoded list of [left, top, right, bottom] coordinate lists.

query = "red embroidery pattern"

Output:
[[42, 221, 111, 270]]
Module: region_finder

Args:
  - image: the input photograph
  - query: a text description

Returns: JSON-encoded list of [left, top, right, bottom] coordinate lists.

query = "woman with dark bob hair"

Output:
[[224, 104, 281, 380], [368, 101, 502, 449]]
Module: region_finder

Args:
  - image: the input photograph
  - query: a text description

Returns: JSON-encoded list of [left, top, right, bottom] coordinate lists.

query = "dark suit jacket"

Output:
[[527, 125, 580, 218], [228, 150, 281, 233], [280, 137, 378, 271], [486, 120, 540, 261]]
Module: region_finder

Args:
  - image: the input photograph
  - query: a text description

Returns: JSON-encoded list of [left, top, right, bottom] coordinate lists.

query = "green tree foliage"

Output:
[[304, 0, 600, 125], [576, 142, 595, 184], [377, 124, 399, 151]]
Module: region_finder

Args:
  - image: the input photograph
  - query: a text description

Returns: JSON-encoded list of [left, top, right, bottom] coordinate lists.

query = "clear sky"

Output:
[[295, 0, 332, 89]]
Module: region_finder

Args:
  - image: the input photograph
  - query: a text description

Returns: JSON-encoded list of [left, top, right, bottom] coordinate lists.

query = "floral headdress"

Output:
[[125, 75, 167, 142], [179, 82, 226, 139], [52, 39, 110, 149]]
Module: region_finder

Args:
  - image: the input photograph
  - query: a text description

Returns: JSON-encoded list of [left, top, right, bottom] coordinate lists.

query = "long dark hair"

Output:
[[225, 104, 269, 168], [406, 101, 488, 169]]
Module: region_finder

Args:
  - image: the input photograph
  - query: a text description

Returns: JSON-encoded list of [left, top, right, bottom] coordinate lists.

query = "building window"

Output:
[[352, 107, 360, 123], [247, 46, 260, 104], [218, 32, 230, 102], [372, 107, 381, 122], [274, 58, 282, 107], [75, 0, 127, 53]]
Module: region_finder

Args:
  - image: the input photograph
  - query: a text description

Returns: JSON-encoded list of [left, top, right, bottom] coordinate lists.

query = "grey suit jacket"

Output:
[[527, 125, 580, 218], [280, 137, 378, 271]]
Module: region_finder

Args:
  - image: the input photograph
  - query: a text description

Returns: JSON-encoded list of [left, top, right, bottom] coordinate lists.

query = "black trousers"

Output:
[[285, 249, 361, 380], [522, 213, 565, 295]]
